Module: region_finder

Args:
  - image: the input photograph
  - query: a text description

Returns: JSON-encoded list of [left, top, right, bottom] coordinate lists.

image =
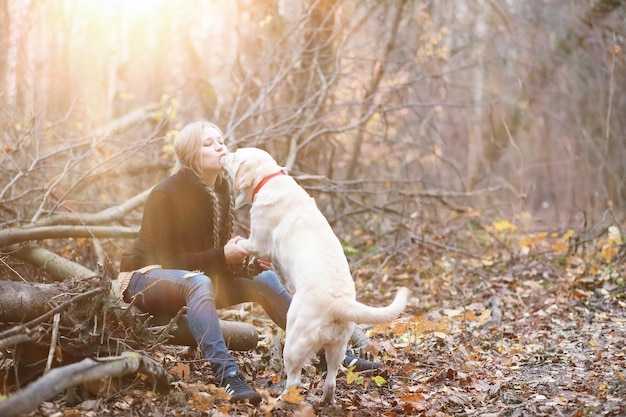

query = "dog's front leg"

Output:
[[238, 218, 272, 258], [236, 238, 259, 255], [237, 234, 271, 258]]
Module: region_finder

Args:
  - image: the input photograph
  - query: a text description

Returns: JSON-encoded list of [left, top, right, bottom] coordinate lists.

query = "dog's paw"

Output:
[[236, 238, 251, 250], [279, 386, 306, 404]]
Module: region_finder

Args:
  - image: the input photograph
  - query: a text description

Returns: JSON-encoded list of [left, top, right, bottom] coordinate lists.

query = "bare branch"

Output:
[[0, 225, 137, 247], [3, 243, 98, 281], [28, 187, 152, 227]]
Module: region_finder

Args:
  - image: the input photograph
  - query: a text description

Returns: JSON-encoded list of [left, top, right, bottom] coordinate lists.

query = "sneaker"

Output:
[[318, 350, 383, 372], [220, 372, 262, 404], [344, 351, 383, 371]]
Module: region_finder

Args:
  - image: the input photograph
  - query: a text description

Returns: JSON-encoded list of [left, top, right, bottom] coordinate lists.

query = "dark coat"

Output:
[[120, 168, 235, 278]]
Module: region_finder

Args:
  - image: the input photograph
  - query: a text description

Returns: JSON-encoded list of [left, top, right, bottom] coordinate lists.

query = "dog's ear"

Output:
[[233, 159, 255, 191]]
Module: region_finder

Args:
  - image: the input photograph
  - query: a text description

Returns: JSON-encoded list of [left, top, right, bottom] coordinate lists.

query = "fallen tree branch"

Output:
[[0, 225, 138, 247], [94, 102, 162, 136], [0, 351, 172, 417], [27, 187, 152, 228], [399, 185, 503, 199], [148, 315, 259, 352], [0, 332, 40, 350], [3, 243, 97, 282]]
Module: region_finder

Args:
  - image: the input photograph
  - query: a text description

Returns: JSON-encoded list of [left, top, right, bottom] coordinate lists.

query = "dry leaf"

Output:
[[281, 386, 304, 404]]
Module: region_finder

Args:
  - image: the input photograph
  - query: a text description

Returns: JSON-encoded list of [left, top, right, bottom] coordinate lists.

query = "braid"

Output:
[[215, 172, 241, 275], [205, 186, 221, 249], [218, 172, 235, 245], [205, 172, 235, 249]]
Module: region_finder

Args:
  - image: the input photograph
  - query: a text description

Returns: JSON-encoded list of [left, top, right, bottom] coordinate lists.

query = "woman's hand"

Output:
[[224, 236, 249, 266], [254, 257, 272, 271], [224, 236, 273, 275]]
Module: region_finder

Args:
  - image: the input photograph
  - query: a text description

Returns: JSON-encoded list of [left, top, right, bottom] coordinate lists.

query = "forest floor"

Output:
[[11, 220, 626, 416]]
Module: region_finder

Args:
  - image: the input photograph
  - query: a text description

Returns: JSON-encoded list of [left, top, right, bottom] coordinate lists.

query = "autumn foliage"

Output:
[[12, 214, 619, 417]]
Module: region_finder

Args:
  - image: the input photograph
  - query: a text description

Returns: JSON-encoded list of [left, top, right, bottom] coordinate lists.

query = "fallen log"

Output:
[[0, 280, 258, 351], [0, 281, 61, 322]]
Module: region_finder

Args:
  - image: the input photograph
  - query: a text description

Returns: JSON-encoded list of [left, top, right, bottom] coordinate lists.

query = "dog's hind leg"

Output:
[[320, 343, 345, 404], [280, 330, 317, 399]]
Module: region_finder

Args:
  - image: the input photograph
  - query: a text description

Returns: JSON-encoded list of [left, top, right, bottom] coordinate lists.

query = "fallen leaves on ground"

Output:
[[18, 218, 626, 416]]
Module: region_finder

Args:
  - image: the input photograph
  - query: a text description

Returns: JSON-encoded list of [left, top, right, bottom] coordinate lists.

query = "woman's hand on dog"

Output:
[[224, 236, 272, 273], [224, 236, 248, 265], [254, 257, 272, 271]]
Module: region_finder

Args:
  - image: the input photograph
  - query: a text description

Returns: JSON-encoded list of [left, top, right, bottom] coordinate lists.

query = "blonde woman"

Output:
[[118, 121, 379, 405]]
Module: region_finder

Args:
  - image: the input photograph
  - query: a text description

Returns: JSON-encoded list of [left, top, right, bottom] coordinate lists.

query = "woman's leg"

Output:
[[215, 270, 292, 330], [124, 269, 238, 380]]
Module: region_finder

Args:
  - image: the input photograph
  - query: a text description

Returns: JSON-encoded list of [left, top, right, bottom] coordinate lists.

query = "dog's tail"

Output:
[[335, 287, 410, 324]]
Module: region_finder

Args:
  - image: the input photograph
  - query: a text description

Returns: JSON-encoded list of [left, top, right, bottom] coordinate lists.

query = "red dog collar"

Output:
[[252, 170, 287, 200]]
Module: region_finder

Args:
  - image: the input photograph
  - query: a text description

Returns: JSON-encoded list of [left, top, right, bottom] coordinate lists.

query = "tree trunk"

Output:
[[471, 0, 624, 189], [345, 0, 407, 181]]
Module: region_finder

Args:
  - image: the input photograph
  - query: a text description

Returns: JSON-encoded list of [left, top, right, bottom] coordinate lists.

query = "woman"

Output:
[[117, 121, 379, 405]]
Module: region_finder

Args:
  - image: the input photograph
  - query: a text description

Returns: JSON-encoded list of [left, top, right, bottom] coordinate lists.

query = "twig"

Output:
[[0, 256, 28, 282], [149, 307, 187, 348], [44, 314, 61, 374]]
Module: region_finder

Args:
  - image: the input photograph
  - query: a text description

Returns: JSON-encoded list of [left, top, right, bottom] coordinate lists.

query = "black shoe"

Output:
[[343, 351, 383, 371], [220, 372, 262, 404], [318, 350, 383, 372]]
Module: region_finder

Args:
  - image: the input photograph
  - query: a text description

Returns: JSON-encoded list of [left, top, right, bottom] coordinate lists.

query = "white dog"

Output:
[[221, 148, 409, 404]]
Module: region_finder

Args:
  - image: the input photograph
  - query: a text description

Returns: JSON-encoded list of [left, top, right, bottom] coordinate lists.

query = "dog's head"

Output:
[[221, 147, 286, 201]]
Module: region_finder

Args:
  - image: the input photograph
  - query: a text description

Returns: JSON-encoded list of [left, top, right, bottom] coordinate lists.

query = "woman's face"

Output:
[[200, 125, 227, 173]]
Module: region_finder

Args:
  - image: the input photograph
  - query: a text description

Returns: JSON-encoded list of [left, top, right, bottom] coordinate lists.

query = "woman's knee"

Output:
[[252, 270, 287, 293], [183, 273, 215, 295]]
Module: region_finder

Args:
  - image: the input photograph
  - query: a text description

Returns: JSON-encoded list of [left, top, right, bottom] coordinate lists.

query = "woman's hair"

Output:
[[212, 175, 235, 248], [174, 120, 235, 248]]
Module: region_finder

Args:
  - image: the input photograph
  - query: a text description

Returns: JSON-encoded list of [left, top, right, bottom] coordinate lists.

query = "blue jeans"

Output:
[[123, 269, 292, 380]]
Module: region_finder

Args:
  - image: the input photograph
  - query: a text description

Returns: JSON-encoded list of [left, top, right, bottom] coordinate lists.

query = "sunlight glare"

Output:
[[73, 0, 168, 20]]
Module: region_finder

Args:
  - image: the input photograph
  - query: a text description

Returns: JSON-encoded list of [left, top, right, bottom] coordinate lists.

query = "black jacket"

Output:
[[120, 168, 234, 278]]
